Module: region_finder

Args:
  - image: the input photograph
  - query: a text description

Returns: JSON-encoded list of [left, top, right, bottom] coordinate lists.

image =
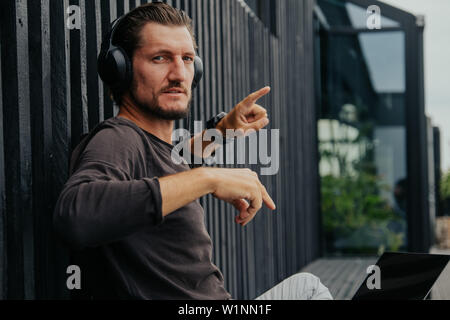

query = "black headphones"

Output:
[[97, 13, 203, 93]]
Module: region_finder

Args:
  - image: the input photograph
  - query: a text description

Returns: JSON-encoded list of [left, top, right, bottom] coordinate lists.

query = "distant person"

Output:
[[390, 178, 408, 246]]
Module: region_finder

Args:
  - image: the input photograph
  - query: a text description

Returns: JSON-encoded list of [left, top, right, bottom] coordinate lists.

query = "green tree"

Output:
[[319, 119, 406, 254], [441, 170, 450, 215]]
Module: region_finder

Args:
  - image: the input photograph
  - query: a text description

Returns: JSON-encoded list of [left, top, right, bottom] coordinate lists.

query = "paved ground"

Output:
[[300, 257, 377, 300], [300, 249, 450, 300]]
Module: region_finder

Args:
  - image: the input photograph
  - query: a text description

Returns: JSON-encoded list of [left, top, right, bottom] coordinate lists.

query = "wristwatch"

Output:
[[206, 112, 227, 130], [206, 112, 233, 144]]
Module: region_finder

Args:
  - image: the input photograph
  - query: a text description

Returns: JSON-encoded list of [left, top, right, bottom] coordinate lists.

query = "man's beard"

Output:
[[129, 82, 192, 121]]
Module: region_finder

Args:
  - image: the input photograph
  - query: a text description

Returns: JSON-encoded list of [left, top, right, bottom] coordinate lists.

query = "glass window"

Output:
[[358, 32, 405, 92], [316, 10, 408, 254]]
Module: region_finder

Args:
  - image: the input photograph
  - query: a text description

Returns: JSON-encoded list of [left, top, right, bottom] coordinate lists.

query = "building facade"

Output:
[[315, 0, 432, 254]]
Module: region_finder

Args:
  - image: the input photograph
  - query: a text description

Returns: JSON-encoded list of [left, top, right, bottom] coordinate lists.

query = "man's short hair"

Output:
[[109, 2, 198, 105]]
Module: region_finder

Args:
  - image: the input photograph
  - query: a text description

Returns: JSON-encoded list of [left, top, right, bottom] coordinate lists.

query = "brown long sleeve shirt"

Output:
[[53, 116, 231, 300]]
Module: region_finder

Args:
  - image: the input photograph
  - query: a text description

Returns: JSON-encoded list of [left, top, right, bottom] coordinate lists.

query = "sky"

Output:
[[380, 0, 450, 172]]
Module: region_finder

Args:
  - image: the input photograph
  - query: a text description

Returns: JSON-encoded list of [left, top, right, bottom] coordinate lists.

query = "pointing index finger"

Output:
[[261, 185, 276, 211], [243, 86, 271, 107]]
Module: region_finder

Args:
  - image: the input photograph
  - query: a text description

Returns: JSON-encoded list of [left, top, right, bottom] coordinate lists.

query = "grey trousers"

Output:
[[255, 273, 333, 300]]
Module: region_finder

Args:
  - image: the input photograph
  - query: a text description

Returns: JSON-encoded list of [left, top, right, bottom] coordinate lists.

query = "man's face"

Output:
[[129, 22, 195, 120]]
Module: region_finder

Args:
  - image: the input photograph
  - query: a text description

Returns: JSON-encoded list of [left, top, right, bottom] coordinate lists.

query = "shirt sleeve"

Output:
[[53, 126, 164, 249]]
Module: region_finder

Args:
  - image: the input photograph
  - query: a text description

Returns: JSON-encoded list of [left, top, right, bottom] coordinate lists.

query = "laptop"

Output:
[[352, 252, 450, 300]]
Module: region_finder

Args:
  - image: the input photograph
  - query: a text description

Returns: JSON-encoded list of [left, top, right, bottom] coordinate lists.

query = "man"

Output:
[[54, 2, 332, 300]]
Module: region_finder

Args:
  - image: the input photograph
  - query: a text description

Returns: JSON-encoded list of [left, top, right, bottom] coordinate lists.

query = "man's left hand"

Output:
[[215, 86, 271, 137]]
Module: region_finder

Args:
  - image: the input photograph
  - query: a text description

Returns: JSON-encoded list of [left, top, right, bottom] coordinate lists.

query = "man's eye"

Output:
[[153, 56, 164, 61], [184, 56, 194, 62]]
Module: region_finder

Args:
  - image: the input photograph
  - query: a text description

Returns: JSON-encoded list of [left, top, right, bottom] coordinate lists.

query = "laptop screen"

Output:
[[352, 252, 449, 300]]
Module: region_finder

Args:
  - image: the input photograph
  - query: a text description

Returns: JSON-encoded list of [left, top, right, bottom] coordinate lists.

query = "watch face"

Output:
[[215, 112, 227, 125], [207, 112, 227, 129]]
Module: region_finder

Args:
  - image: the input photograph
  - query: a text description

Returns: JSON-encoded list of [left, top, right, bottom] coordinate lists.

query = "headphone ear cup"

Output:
[[110, 47, 133, 91], [192, 56, 203, 90], [97, 46, 132, 91], [97, 47, 112, 85]]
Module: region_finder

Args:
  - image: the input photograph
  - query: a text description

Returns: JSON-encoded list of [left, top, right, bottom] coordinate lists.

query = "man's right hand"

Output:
[[204, 168, 276, 226], [159, 167, 276, 226]]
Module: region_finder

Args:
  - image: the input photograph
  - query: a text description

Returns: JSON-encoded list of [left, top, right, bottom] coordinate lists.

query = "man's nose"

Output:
[[167, 57, 187, 82]]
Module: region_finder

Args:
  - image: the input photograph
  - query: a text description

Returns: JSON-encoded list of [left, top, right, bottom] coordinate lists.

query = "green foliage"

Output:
[[441, 170, 450, 216], [321, 173, 405, 254], [318, 118, 406, 254], [441, 170, 450, 201]]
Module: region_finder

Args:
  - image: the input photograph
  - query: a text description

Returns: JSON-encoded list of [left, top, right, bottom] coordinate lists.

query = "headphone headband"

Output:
[[107, 16, 124, 50]]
